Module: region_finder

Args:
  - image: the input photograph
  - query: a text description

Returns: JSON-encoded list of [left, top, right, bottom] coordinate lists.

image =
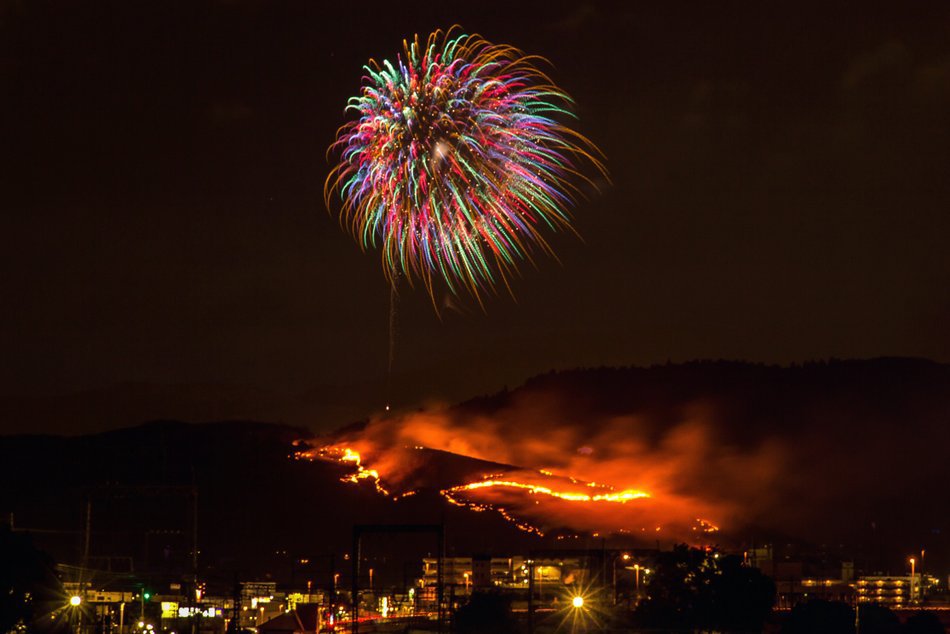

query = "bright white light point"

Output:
[[70, 596, 82, 606], [430, 140, 451, 170], [572, 596, 584, 608]]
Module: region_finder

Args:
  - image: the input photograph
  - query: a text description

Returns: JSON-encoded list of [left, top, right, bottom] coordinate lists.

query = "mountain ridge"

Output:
[[2, 358, 947, 582]]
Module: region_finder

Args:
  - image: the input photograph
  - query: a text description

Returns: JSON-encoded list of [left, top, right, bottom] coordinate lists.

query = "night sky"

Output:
[[3, 1, 949, 434]]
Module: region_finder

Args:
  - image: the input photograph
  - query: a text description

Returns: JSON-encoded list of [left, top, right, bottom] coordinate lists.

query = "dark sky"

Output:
[[2, 1, 949, 434]]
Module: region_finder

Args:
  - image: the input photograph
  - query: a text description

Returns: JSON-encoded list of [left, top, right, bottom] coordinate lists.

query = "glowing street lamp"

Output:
[[613, 553, 632, 605], [69, 596, 82, 607], [909, 557, 917, 602], [564, 591, 592, 634]]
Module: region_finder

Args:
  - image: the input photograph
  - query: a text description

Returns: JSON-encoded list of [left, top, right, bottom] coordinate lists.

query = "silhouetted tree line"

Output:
[[0, 527, 69, 633], [630, 544, 776, 632]]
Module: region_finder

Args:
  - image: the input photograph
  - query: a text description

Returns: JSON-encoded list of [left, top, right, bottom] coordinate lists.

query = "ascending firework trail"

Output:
[[386, 275, 398, 410]]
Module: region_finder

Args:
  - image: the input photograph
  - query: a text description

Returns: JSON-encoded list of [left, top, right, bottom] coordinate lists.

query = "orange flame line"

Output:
[[443, 479, 651, 503]]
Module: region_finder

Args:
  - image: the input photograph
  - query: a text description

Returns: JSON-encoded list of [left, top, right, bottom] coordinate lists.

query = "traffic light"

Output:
[[143, 591, 151, 602]]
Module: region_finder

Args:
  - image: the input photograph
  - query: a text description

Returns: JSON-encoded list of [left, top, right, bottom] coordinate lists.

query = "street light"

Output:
[[613, 553, 632, 605], [571, 595, 584, 609], [69, 596, 82, 607], [910, 557, 917, 602]]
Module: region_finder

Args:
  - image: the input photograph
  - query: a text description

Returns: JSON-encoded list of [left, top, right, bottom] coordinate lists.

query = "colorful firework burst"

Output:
[[326, 26, 606, 303]]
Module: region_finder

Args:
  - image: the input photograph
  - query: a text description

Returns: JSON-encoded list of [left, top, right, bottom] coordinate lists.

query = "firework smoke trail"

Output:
[[386, 277, 398, 409], [326, 26, 607, 304], [388, 281, 397, 371]]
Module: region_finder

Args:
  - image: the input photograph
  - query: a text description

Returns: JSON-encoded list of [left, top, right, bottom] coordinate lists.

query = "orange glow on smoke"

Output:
[[293, 396, 767, 540]]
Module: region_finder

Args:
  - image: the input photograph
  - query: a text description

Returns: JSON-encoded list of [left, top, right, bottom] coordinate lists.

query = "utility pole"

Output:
[[527, 560, 535, 634], [192, 487, 199, 572], [329, 552, 336, 626], [82, 500, 92, 570], [227, 574, 241, 633], [77, 500, 92, 634], [351, 532, 361, 634], [192, 487, 199, 634]]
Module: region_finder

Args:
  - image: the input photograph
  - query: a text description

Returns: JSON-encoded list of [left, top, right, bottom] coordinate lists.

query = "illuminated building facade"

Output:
[[748, 546, 856, 607], [856, 575, 921, 606], [420, 556, 589, 593], [421, 556, 517, 592]]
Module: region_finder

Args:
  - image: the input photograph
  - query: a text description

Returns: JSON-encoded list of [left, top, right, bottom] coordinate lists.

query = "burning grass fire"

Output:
[[292, 386, 788, 540], [442, 478, 651, 504], [298, 432, 721, 541], [438, 470, 662, 536], [321, 446, 390, 495], [292, 363, 950, 552]]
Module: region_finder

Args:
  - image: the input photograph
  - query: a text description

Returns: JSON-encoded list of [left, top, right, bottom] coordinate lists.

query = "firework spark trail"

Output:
[[326, 26, 607, 304], [388, 279, 398, 378], [385, 275, 399, 410]]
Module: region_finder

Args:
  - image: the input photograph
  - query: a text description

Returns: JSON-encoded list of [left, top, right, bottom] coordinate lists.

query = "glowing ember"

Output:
[[695, 518, 720, 533]]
